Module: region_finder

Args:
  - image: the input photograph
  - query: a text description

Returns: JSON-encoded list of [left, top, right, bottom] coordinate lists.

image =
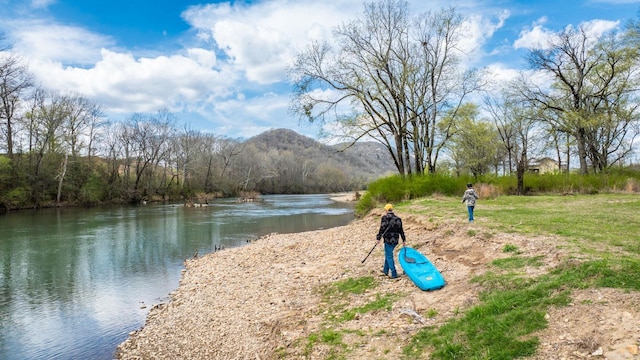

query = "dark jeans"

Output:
[[467, 205, 475, 222], [383, 242, 398, 277]]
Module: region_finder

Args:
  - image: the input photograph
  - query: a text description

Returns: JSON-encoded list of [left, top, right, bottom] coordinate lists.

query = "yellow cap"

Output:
[[384, 203, 393, 211]]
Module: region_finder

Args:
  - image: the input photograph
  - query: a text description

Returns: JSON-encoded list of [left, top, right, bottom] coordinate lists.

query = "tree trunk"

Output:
[[56, 153, 68, 206], [516, 156, 526, 195], [575, 129, 589, 175]]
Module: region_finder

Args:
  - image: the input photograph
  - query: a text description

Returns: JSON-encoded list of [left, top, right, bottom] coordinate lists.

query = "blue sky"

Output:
[[1, 0, 639, 141]]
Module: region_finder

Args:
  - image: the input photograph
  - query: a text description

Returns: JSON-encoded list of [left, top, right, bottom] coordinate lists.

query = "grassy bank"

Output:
[[400, 193, 640, 359], [410, 193, 640, 256], [356, 171, 640, 216], [308, 193, 640, 359]]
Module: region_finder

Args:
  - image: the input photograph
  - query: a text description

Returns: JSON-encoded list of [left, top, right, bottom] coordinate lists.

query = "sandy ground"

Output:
[[116, 193, 640, 360]]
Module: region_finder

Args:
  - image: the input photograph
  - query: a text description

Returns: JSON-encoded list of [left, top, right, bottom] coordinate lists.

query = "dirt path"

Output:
[[116, 205, 640, 359]]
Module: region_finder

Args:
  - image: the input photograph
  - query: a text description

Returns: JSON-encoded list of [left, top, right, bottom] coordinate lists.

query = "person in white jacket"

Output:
[[462, 183, 479, 223]]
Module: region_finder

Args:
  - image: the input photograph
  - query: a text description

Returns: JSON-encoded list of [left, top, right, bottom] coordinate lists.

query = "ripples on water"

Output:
[[0, 194, 355, 360]]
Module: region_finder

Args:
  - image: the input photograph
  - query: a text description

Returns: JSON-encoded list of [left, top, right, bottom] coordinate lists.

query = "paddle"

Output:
[[362, 222, 392, 264], [361, 241, 378, 263]]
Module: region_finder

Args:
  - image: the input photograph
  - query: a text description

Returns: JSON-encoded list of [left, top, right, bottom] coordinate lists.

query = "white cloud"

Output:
[[580, 19, 620, 37], [29, 48, 234, 114], [177, 0, 521, 138], [459, 9, 511, 64], [514, 17, 620, 50], [182, 1, 360, 84], [485, 63, 522, 85], [514, 17, 555, 50], [187, 48, 217, 68], [181, 1, 514, 83], [0, 1, 552, 140], [198, 91, 303, 139], [11, 20, 113, 65]]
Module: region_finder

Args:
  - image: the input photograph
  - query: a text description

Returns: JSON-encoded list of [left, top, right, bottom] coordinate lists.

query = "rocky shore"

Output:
[[116, 195, 640, 360]]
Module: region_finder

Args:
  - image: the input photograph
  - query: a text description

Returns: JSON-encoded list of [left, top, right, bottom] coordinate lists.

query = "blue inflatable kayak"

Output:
[[398, 247, 446, 291]]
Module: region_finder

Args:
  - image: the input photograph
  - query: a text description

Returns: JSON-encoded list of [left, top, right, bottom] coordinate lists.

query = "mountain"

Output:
[[245, 128, 396, 181], [331, 141, 397, 177]]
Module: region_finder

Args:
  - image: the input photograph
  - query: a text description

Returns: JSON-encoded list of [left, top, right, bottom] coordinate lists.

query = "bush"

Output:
[[356, 169, 640, 216], [366, 175, 408, 203], [5, 187, 31, 209], [355, 191, 376, 217], [357, 173, 479, 215], [79, 172, 108, 203]]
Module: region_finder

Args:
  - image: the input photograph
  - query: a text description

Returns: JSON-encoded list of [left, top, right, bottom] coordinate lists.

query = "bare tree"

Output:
[[24, 90, 70, 204], [103, 123, 126, 198], [61, 93, 105, 159], [129, 110, 175, 200], [412, 7, 484, 174], [485, 82, 541, 194], [524, 26, 640, 174], [289, 0, 480, 176], [484, 94, 518, 174], [0, 50, 33, 158]]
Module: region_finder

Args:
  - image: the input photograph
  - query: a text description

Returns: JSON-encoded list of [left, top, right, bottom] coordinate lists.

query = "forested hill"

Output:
[[245, 128, 396, 184]]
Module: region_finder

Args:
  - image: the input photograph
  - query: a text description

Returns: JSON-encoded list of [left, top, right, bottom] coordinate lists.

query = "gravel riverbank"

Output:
[[116, 195, 640, 360]]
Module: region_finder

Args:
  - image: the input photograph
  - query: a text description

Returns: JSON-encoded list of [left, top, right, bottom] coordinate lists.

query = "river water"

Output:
[[0, 194, 355, 360]]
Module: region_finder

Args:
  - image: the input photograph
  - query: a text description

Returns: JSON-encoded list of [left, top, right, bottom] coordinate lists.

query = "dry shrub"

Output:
[[239, 191, 261, 201], [475, 183, 501, 199], [625, 178, 640, 193], [431, 192, 447, 199], [194, 192, 218, 203]]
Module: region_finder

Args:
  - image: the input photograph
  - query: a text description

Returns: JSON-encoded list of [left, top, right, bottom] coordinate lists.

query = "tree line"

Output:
[[289, 0, 640, 194], [0, 90, 388, 210], [0, 93, 380, 210]]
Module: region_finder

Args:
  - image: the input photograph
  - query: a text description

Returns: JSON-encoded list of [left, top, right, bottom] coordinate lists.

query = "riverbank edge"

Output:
[[115, 191, 367, 358]]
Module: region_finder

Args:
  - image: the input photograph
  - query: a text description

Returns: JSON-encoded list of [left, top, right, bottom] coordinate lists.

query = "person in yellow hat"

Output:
[[376, 203, 406, 279]]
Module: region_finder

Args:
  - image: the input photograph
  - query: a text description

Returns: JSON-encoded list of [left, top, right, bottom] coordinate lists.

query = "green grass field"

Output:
[[399, 193, 640, 359], [409, 193, 640, 255], [285, 193, 640, 359]]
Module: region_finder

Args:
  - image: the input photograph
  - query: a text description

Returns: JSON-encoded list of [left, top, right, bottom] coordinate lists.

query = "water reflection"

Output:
[[0, 194, 354, 360]]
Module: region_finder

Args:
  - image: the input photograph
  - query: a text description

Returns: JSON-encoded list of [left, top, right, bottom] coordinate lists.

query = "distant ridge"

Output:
[[246, 128, 396, 181]]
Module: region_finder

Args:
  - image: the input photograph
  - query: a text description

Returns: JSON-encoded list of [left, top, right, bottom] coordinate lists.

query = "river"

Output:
[[0, 194, 355, 360]]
